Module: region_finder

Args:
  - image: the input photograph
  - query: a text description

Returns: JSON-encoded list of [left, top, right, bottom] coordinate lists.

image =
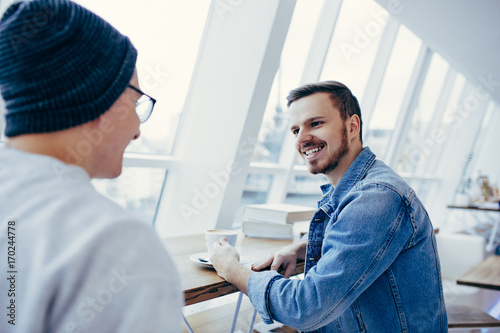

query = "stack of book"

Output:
[[242, 203, 316, 239]]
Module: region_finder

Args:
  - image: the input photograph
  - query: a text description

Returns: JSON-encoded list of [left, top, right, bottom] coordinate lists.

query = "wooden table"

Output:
[[448, 204, 500, 213], [447, 204, 500, 251], [162, 233, 304, 305], [163, 233, 500, 331], [457, 255, 500, 291]]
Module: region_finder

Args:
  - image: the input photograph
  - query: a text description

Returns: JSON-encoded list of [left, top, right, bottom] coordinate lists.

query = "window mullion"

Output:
[[384, 46, 433, 168], [360, 16, 400, 136], [267, 0, 343, 204], [426, 82, 490, 225]]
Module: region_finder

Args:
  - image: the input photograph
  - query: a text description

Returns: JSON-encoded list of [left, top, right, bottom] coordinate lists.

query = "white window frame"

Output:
[[153, 0, 297, 237]]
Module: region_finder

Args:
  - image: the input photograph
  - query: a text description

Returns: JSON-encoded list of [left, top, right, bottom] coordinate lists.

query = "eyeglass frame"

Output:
[[128, 84, 156, 123]]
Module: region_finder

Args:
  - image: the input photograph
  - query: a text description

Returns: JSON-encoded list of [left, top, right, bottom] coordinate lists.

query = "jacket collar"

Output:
[[320, 146, 376, 204]]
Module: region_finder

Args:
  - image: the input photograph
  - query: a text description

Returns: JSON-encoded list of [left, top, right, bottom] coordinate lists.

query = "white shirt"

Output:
[[0, 146, 183, 333]]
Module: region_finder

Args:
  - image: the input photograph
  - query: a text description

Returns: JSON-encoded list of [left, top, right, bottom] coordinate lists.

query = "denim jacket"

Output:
[[248, 147, 447, 332]]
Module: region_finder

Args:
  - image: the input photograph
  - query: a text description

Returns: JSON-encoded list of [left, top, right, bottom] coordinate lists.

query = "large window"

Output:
[[320, 0, 387, 101], [234, 174, 274, 226], [75, 0, 210, 155], [364, 25, 422, 159], [467, 101, 498, 181], [415, 73, 466, 177], [92, 167, 167, 223], [252, 0, 324, 164], [395, 54, 450, 174], [2, 1, 497, 236], [285, 174, 328, 207], [236, 0, 325, 217], [73, 0, 211, 224], [244, 0, 394, 216]]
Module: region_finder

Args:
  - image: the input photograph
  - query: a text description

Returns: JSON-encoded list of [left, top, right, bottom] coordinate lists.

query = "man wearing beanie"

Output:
[[0, 1, 183, 332]]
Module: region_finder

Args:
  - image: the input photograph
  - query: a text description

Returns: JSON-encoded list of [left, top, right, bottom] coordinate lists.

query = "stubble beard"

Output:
[[308, 123, 349, 175]]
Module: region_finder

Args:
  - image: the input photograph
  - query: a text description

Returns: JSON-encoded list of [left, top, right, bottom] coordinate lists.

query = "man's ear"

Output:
[[348, 115, 361, 142]]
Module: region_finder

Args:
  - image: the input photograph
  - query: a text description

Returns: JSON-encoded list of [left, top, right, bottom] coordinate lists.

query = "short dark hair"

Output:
[[286, 81, 363, 143]]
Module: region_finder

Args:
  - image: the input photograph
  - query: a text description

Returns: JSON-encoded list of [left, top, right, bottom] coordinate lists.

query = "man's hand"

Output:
[[251, 240, 308, 278], [210, 237, 240, 280], [210, 237, 252, 294]]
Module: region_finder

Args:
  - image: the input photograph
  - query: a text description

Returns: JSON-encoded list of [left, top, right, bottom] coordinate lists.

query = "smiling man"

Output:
[[211, 81, 447, 332]]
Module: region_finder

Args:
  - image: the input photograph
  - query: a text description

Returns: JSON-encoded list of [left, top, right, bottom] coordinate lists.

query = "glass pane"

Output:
[[289, 174, 327, 195], [442, 74, 468, 127], [364, 25, 422, 158], [469, 101, 497, 179], [92, 167, 167, 224], [252, 0, 324, 163], [320, 0, 387, 101], [285, 173, 328, 209], [285, 193, 321, 209], [424, 73, 466, 174], [75, 0, 210, 155], [396, 54, 449, 174], [234, 174, 274, 227]]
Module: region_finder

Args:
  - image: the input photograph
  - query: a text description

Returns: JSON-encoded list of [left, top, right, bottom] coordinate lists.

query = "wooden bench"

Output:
[[447, 304, 500, 329]]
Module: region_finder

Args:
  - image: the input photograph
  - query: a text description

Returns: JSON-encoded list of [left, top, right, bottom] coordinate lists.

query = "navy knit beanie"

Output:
[[0, 0, 137, 137]]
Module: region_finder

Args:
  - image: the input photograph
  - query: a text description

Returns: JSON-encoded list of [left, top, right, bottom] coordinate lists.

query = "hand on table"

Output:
[[251, 240, 307, 278]]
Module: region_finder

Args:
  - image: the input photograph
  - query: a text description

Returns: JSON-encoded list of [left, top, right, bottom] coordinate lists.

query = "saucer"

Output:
[[189, 252, 249, 266]]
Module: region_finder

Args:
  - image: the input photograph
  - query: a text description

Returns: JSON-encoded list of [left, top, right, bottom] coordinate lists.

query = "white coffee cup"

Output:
[[205, 229, 237, 256]]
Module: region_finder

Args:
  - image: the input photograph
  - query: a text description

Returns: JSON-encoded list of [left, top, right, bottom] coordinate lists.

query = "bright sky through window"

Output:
[[74, 0, 210, 155]]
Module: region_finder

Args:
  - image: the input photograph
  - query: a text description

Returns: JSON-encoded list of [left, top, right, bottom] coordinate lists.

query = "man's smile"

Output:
[[302, 145, 325, 159]]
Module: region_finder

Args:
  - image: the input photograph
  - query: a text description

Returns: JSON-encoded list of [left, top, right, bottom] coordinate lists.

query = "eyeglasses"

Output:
[[128, 84, 156, 123]]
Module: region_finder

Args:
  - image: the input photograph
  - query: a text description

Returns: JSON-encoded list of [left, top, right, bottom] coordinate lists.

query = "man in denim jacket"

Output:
[[211, 81, 447, 332]]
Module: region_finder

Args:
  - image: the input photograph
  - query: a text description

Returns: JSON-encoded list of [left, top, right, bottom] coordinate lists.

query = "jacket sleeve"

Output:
[[248, 183, 415, 331]]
